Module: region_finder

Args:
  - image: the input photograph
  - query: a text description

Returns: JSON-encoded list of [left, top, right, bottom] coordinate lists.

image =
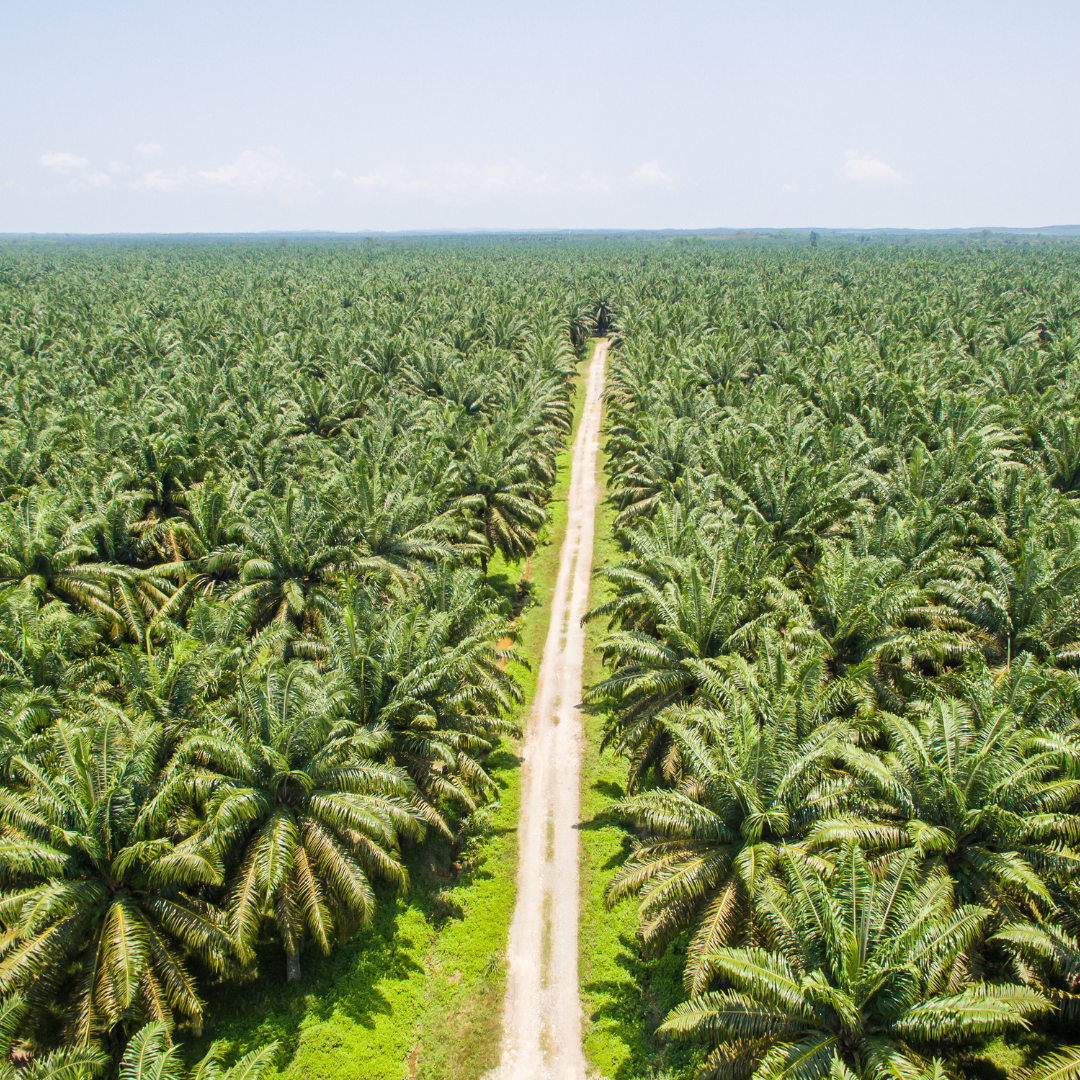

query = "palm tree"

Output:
[[810, 695, 1080, 923], [716, 455, 870, 569], [0, 719, 232, 1043], [606, 704, 865, 993], [0, 1013, 278, 1080], [0, 489, 169, 642], [345, 466, 461, 576], [112, 1022, 276, 1080], [228, 488, 354, 636], [935, 525, 1080, 669], [0, 490, 100, 605], [659, 843, 1049, 1079], [0, 997, 106, 1080], [181, 665, 426, 981], [605, 415, 705, 527], [806, 544, 974, 703], [315, 577, 520, 812], [445, 429, 546, 573], [143, 482, 243, 623], [585, 517, 787, 789], [1025, 1046, 1080, 1080]]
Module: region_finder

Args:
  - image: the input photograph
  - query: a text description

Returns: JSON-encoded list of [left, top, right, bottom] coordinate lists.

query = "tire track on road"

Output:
[[490, 338, 608, 1080]]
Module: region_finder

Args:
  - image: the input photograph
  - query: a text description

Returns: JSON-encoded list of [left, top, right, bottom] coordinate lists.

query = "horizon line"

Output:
[[2, 225, 1079, 240]]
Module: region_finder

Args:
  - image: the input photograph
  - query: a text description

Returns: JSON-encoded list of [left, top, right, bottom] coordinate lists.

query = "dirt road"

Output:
[[490, 339, 608, 1080]]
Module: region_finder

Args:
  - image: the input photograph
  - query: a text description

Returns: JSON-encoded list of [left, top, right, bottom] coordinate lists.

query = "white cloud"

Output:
[[580, 174, 611, 194], [132, 149, 319, 200], [40, 151, 89, 170], [133, 168, 188, 193], [627, 161, 673, 188], [197, 150, 317, 196], [782, 182, 798, 194], [136, 142, 164, 156], [349, 159, 559, 198], [842, 150, 905, 184], [38, 152, 114, 191], [331, 167, 347, 179]]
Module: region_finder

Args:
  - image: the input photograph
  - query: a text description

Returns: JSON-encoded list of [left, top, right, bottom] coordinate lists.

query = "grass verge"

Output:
[[577, 346, 698, 1080], [188, 345, 592, 1080]]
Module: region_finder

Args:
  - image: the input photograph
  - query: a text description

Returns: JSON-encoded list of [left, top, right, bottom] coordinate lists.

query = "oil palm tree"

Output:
[[1024, 1046, 1080, 1080], [228, 488, 354, 636], [809, 696, 1080, 922], [606, 704, 866, 993], [445, 429, 546, 573], [806, 545, 974, 703], [110, 1021, 276, 1080], [0, 719, 232, 1043], [0, 997, 106, 1080], [315, 578, 520, 812], [181, 665, 426, 981], [585, 520, 789, 789], [144, 482, 243, 623], [0, 489, 169, 641], [345, 466, 461, 576], [935, 526, 1080, 669], [659, 843, 1049, 1079]]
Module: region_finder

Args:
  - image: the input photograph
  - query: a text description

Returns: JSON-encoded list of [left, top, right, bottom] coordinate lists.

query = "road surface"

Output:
[[490, 338, 608, 1080]]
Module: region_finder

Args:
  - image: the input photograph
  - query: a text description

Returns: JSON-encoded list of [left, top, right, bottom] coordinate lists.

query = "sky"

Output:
[[3, 0, 1078, 233]]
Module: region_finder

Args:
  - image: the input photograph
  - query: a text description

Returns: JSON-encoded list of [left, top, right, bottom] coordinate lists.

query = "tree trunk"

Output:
[[480, 552, 489, 574], [286, 947, 302, 982]]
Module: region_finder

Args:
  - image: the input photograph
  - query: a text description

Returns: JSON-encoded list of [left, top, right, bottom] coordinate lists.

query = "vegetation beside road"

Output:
[[4, 237, 1080, 1080], [583, 243, 1080, 1079], [0, 242, 598, 1077]]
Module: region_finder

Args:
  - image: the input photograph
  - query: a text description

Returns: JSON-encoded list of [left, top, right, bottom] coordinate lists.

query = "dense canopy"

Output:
[[2, 235, 1080, 1079]]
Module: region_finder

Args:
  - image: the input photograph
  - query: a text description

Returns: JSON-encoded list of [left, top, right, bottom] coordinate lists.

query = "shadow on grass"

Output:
[[575, 806, 635, 873], [952, 1025, 1067, 1080], [192, 893, 422, 1072], [584, 934, 697, 1080], [485, 573, 535, 620], [190, 778, 523, 1076], [486, 572, 517, 607], [594, 778, 626, 801], [576, 808, 623, 831]]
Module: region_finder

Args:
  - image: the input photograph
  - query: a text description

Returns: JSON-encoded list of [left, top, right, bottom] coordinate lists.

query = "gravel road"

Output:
[[489, 338, 608, 1080]]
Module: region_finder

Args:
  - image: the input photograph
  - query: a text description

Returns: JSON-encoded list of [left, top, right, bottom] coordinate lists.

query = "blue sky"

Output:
[[3, 0, 1077, 233]]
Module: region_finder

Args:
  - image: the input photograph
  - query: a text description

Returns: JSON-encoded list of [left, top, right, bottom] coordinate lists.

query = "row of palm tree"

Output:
[[586, 242, 1080, 1078], [0, 242, 597, 1072]]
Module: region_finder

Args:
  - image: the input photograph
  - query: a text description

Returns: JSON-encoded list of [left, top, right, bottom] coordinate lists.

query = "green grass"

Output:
[[189, 743, 521, 1080], [956, 1024, 1069, 1080], [188, 345, 593, 1080], [577, 346, 698, 1080]]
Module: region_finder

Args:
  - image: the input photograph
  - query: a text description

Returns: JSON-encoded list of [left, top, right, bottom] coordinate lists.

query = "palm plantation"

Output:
[[182, 667, 424, 980], [0, 241, 581, 1073], [585, 241, 1080, 1078], [659, 845, 1049, 1079], [0, 719, 232, 1043], [1, 237, 1080, 1080]]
